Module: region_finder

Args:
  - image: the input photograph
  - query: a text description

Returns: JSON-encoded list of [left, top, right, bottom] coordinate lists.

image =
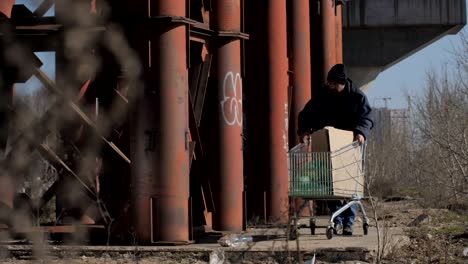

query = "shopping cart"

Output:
[[287, 141, 369, 240]]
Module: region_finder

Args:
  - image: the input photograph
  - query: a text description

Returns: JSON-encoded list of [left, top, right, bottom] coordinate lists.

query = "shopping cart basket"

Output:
[[287, 141, 369, 239]]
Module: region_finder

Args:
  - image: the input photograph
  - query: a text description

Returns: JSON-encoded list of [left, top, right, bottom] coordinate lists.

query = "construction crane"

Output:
[[373, 97, 392, 108]]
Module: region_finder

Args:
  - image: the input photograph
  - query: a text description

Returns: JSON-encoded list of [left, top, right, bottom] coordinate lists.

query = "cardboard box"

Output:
[[310, 127, 364, 198], [310, 126, 354, 152]]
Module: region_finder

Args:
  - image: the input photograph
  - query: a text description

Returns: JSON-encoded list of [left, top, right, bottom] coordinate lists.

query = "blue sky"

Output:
[[13, 1, 54, 95], [16, 0, 54, 16]]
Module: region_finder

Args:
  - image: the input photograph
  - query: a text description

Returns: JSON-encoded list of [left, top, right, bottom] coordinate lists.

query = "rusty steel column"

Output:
[[309, 0, 322, 92], [290, 0, 313, 218], [335, 3, 343, 63], [210, 0, 243, 231], [267, 0, 289, 222], [321, 0, 337, 78], [0, 0, 15, 217], [245, 0, 289, 223], [0, 0, 13, 17], [130, 0, 189, 242], [290, 0, 312, 146]]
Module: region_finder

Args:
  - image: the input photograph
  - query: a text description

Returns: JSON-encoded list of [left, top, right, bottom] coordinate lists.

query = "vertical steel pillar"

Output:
[[245, 0, 289, 223], [309, 0, 322, 92], [0, 0, 14, 154], [290, 0, 312, 146], [130, 0, 189, 242], [0, 1, 18, 221], [335, 3, 343, 64], [266, 0, 289, 222], [290, 0, 313, 218], [210, 0, 243, 231], [321, 0, 337, 78], [0, 0, 13, 17]]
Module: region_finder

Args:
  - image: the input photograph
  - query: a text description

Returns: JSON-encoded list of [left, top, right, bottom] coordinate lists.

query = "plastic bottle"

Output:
[[218, 234, 253, 247]]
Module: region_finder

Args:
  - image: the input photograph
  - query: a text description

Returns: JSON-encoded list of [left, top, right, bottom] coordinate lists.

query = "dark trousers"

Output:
[[329, 200, 358, 228]]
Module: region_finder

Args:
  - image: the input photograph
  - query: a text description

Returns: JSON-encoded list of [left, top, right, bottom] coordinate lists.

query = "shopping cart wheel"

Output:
[[309, 219, 316, 235], [326, 227, 333, 239], [363, 223, 369, 235]]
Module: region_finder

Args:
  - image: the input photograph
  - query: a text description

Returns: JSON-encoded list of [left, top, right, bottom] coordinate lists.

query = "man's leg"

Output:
[[342, 203, 358, 235], [0, 201, 12, 227], [328, 201, 343, 234]]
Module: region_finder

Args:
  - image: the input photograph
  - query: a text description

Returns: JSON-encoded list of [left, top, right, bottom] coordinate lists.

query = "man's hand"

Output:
[[354, 134, 365, 145], [299, 132, 311, 144]]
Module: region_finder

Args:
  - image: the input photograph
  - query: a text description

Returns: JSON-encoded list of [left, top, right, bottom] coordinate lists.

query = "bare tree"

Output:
[[411, 65, 468, 205], [366, 29, 468, 208]]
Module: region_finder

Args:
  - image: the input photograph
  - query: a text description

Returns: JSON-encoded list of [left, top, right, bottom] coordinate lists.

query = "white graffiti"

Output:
[[282, 103, 289, 151], [220, 72, 243, 126]]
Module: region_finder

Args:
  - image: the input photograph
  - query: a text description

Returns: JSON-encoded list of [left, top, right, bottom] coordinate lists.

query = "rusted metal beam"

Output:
[[3, 225, 105, 234], [33, 0, 55, 17], [37, 143, 97, 200], [4, 104, 114, 224], [38, 180, 60, 211], [33, 68, 131, 164], [189, 64, 202, 103], [36, 143, 112, 224], [194, 54, 211, 126], [189, 94, 204, 156], [5, 107, 91, 193]]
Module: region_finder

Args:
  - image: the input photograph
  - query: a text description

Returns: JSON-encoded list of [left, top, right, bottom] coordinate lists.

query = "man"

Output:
[[297, 64, 373, 235]]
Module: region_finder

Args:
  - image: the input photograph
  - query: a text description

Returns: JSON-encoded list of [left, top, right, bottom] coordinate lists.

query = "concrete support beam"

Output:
[[342, 0, 466, 90], [344, 0, 466, 28]]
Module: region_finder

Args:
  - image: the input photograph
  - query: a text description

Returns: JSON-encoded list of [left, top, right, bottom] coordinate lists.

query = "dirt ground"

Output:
[[1, 199, 467, 264], [367, 199, 468, 264]]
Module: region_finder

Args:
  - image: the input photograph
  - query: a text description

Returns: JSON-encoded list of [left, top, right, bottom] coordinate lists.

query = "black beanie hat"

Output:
[[327, 64, 347, 85]]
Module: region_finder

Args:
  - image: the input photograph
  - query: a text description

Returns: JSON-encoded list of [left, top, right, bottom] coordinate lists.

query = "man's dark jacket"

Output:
[[298, 79, 374, 139]]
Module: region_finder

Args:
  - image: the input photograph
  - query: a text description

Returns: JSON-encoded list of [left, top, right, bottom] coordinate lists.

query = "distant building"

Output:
[[371, 108, 409, 144]]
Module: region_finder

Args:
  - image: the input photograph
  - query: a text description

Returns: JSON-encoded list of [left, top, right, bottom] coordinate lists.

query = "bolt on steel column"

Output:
[[129, 0, 189, 242], [210, 0, 244, 231]]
